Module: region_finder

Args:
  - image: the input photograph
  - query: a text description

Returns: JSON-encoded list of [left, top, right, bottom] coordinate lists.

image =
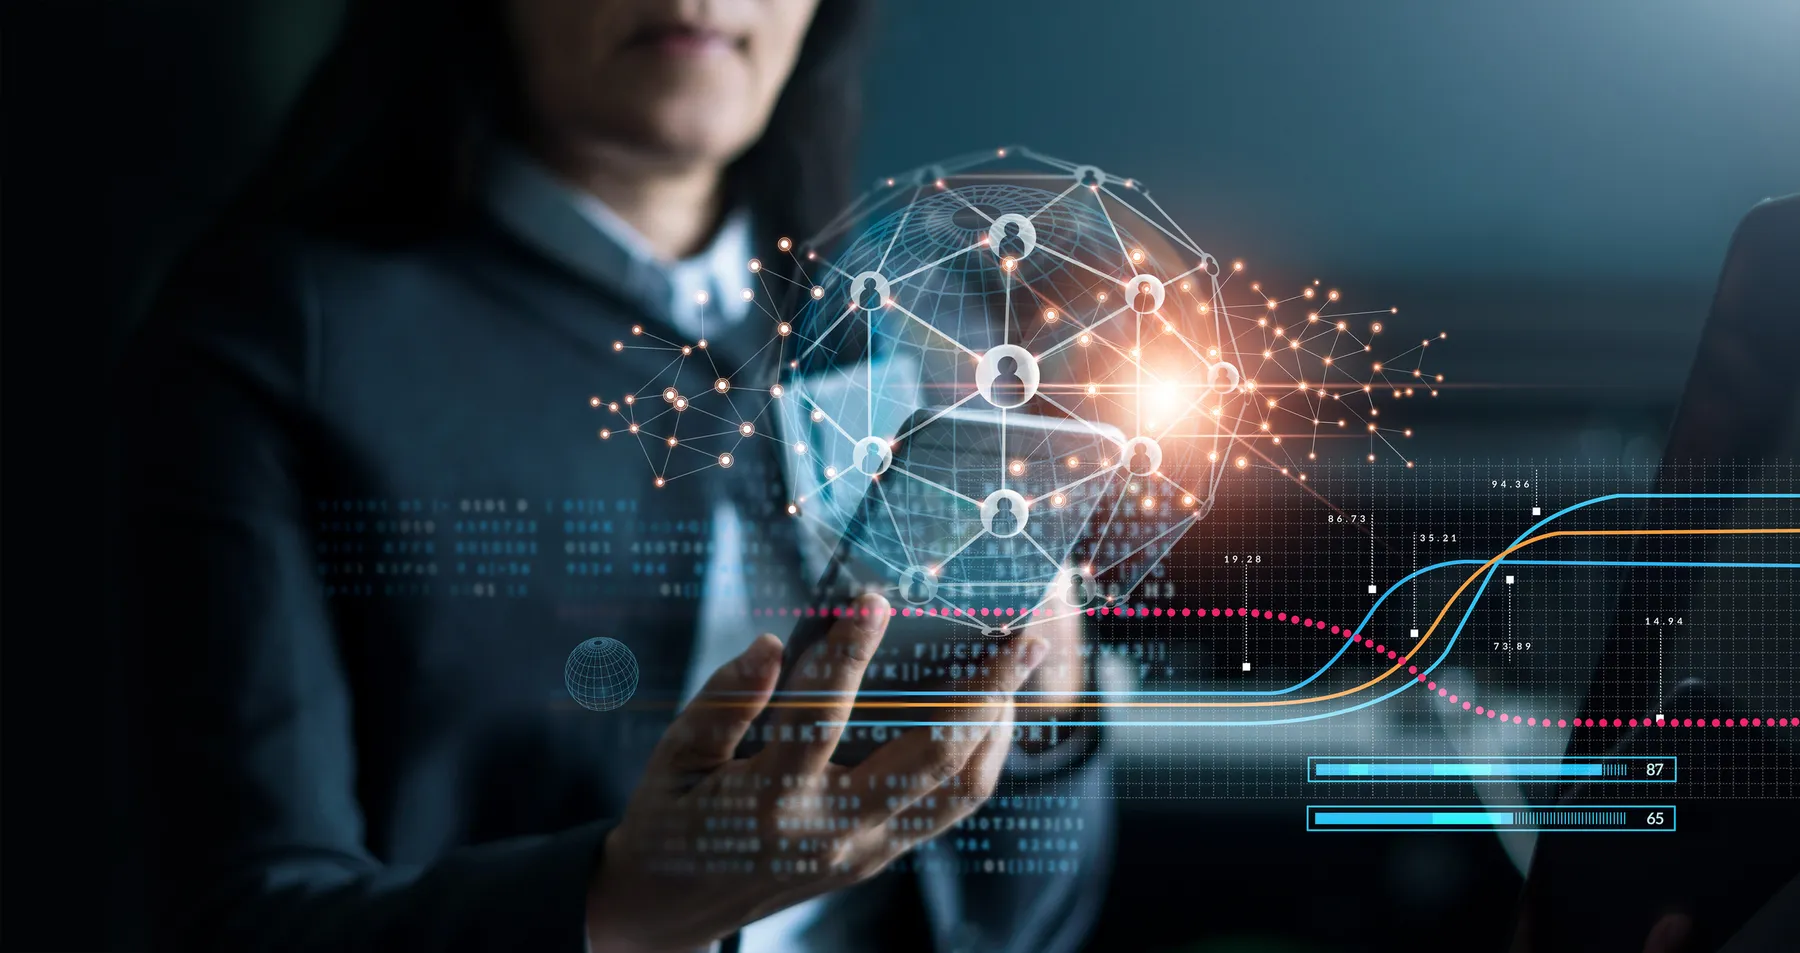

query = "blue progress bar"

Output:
[[1308, 804, 1674, 831], [1317, 763, 1600, 777], [1315, 812, 1512, 826]]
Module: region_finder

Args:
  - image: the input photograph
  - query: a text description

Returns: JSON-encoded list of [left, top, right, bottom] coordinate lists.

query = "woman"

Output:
[[121, 1, 1112, 951]]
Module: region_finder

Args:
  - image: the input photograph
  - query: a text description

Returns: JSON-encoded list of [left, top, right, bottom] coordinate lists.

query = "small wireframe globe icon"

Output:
[[563, 637, 640, 712]]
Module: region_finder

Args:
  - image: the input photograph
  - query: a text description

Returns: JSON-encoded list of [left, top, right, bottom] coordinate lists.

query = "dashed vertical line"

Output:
[[1657, 623, 1666, 713]]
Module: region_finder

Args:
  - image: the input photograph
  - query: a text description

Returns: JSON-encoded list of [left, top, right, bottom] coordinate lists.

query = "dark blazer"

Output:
[[120, 188, 1112, 952]]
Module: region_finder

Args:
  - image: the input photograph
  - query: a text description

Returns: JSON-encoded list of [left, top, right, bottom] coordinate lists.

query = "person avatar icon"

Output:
[[1130, 443, 1153, 475], [989, 495, 1020, 536], [1065, 572, 1093, 606], [858, 276, 882, 311], [998, 221, 1027, 260], [991, 355, 1026, 406], [1080, 168, 1100, 187], [905, 573, 930, 603], [863, 442, 886, 475], [1133, 281, 1157, 314]]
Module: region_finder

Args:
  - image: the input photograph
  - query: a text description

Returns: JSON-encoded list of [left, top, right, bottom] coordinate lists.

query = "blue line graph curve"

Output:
[[837, 492, 1800, 726]]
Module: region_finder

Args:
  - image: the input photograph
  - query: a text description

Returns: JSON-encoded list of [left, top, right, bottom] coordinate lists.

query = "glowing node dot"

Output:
[[694, 290, 709, 305], [608, 402, 619, 412], [770, 384, 785, 398], [589, 396, 601, 407], [810, 286, 824, 299], [599, 429, 611, 439], [1044, 309, 1058, 322], [1008, 460, 1025, 476], [794, 441, 807, 455], [1235, 457, 1248, 469], [662, 387, 678, 403], [718, 453, 733, 468], [667, 437, 678, 447], [681, 346, 693, 356], [714, 378, 730, 393], [748, 258, 762, 273], [654, 477, 665, 487], [778, 322, 792, 336], [786, 503, 798, 515], [673, 397, 688, 411], [612, 341, 624, 351], [628, 423, 640, 434], [631, 325, 643, 335], [810, 408, 825, 422], [824, 466, 838, 478], [739, 422, 755, 437], [741, 288, 754, 301], [777, 238, 792, 252], [623, 394, 635, 405]]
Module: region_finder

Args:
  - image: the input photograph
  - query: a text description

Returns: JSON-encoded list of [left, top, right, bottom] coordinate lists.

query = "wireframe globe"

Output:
[[745, 148, 1424, 631], [563, 637, 640, 712], [781, 175, 1236, 609]]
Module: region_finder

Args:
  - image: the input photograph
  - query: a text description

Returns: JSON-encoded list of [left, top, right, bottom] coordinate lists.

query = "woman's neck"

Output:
[[535, 139, 726, 262]]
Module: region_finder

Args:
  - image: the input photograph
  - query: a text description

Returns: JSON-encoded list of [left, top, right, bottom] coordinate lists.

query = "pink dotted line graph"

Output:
[[748, 603, 1797, 728]]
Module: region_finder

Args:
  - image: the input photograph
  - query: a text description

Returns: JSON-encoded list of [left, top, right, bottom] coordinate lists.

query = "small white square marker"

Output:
[[1531, 506, 1541, 516], [1242, 662, 1252, 671], [1655, 713, 1665, 722], [1410, 628, 1420, 638], [1367, 584, 1378, 594], [1505, 575, 1515, 585]]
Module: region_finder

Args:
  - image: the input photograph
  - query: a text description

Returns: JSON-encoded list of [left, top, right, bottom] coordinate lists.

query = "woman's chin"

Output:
[[620, 108, 764, 166]]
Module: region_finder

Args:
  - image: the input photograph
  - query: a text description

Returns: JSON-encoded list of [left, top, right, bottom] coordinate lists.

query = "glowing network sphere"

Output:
[[563, 637, 640, 712], [780, 155, 1248, 614], [589, 146, 1440, 633]]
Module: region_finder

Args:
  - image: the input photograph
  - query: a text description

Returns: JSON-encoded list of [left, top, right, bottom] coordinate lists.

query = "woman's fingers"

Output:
[[651, 633, 783, 779], [846, 636, 1046, 825], [1018, 607, 1084, 711], [763, 593, 891, 777]]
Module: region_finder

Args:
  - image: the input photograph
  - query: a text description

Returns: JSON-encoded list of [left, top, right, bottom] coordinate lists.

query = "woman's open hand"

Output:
[[585, 593, 1048, 953]]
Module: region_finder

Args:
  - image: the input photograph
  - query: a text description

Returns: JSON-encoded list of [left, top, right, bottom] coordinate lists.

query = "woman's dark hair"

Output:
[[225, 0, 870, 247]]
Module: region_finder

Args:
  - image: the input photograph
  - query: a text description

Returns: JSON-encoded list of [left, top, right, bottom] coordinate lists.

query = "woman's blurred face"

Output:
[[510, 0, 822, 166]]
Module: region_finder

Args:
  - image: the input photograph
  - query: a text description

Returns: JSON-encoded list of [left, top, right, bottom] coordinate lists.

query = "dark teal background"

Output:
[[4, 1, 1796, 949]]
